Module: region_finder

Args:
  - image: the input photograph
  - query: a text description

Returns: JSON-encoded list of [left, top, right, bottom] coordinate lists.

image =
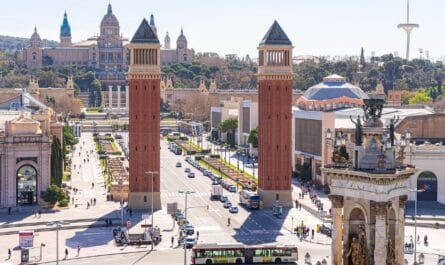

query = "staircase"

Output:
[[78, 92, 91, 108]]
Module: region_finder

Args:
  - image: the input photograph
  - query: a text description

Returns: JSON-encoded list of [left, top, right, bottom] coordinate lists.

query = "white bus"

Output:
[[191, 243, 298, 264], [239, 190, 260, 209]]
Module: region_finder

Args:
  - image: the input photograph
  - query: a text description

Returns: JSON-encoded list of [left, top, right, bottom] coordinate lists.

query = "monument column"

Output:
[[329, 195, 343, 265], [374, 202, 388, 265], [108, 85, 113, 111], [397, 195, 408, 264], [127, 18, 162, 209], [117, 85, 121, 113]]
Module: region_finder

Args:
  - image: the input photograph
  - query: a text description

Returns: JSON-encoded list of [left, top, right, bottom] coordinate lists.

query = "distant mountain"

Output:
[[0, 35, 58, 54]]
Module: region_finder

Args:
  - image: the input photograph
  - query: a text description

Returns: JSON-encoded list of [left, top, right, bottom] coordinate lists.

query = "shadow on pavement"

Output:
[[0, 206, 61, 225], [233, 206, 291, 245]]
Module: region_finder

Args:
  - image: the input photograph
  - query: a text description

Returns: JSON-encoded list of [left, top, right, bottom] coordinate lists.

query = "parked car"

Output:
[[187, 172, 195, 178], [185, 168, 191, 173], [220, 196, 228, 203], [176, 162, 182, 167], [229, 206, 239, 213], [182, 224, 195, 235], [204, 170, 212, 177], [184, 235, 197, 248], [223, 201, 232, 208], [229, 186, 237, 193]]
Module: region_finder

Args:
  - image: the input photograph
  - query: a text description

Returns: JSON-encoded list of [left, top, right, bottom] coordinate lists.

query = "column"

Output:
[[374, 202, 388, 265], [125, 85, 129, 112], [108, 85, 113, 111], [396, 195, 407, 265], [117, 86, 121, 113], [328, 195, 343, 265]]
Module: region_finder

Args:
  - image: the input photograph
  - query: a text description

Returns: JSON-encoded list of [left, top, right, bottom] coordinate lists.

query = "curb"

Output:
[[0, 217, 120, 229], [0, 222, 121, 236]]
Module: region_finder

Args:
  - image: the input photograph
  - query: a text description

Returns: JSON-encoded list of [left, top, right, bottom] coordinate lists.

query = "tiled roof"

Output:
[[259, 20, 292, 46], [131, 18, 159, 44]]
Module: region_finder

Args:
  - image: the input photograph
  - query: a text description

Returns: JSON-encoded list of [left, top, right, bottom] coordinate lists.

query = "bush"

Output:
[[58, 198, 69, 207], [41, 185, 68, 204]]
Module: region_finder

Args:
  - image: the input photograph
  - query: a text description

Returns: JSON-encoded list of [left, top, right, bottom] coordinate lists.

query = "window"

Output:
[[143, 196, 147, 202], [17, 165, 37, 205]]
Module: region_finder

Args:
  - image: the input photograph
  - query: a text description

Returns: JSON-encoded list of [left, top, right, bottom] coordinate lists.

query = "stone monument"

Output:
[[322, 94, 415, 265]]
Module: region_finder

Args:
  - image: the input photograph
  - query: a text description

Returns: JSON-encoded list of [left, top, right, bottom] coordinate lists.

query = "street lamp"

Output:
[[145, 171, 159, 228], [408, 188, 425, 265], [46, 221, 69, 265], [178, 190, 195, 265]]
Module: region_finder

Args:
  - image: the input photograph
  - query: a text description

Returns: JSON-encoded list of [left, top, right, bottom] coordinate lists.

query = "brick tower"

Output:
[[257, 21, 294, 207], [127, 18, 162, 209]]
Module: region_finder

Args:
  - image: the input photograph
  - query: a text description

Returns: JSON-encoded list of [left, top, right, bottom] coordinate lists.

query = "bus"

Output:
[[191, 243, 298, 264], [239, 190, 260, 209]]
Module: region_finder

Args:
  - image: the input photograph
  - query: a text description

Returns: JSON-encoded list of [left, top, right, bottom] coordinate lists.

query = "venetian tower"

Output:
[[127, 18, 162, 209], [322, 94, 415, 265], [257, 21, 293, 207]]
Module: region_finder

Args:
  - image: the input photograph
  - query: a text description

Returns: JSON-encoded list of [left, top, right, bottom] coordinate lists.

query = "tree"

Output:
[[408, 90, 432, 105], [219, 118, 238, 147], [63, 125, 78, 146], [247, 127, 258, 148], [359, 47, 365, 67], [50, 136, 63, 186], [41, 185, 68, 205]]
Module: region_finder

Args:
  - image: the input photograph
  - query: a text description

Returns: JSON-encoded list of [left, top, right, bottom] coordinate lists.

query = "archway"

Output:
[[17, 165, 38, 205], [417, 171, 438, 201]]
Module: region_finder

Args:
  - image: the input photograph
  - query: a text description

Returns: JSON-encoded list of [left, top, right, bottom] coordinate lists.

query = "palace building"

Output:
[[22, 4, 194, 88]]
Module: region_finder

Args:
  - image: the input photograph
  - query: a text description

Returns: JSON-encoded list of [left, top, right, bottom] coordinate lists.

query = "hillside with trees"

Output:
[[0, 35, 58, 54]]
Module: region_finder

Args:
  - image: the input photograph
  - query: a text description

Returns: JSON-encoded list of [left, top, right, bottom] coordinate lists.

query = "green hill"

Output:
[[0, 35, 58, 54]]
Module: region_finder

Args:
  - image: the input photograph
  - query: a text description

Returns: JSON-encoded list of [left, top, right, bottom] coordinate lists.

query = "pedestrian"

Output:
[[93, 198, 96, 206], [171, 236, 174, 247], [72, 197, 75, 204], [299, 203, 302, 210], [65, 248, 68, 259], [38, 209, 41, 217], [311, 229, 314, 239], [129, 208, 133, 217], [87, 202, 90, 209], [8, 248, 11, 259], [8, 207, 11, 215], [77, 245, 80, 256], [92, 182, 94, 189], [90, 198, 93, 205], [197, 231, 199, 239], [34, 209, 37, 218]]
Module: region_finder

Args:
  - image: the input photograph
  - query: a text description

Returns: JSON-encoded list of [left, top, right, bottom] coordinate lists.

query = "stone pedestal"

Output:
[[128, 192, 161, 210], [257, 188, 293, 208]]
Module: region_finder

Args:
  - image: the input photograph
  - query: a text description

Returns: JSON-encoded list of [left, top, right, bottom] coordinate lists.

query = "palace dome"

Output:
[[303, 74, 368, 101], [100, 3, 119, 28]]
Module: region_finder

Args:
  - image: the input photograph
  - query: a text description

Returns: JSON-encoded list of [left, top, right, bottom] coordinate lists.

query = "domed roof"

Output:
[[31, 26, 41, 41], [100, 3, 119, 28], [60, 12, 71, 37], [303, 74, 369, 101], [177, 28, 187, 49]]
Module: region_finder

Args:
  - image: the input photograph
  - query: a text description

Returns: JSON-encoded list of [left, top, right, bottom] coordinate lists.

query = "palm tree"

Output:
[[219, 118, 238, 147]]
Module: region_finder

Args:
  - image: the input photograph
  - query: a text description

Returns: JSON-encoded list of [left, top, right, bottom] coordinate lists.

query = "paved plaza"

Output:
[[0, 133, 444, 264]]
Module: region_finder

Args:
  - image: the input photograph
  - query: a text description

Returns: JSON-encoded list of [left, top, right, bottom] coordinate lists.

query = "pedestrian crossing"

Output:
[[160, 191, 211, 198]]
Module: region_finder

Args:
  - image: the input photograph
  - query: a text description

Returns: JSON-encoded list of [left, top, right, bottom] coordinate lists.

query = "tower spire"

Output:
[[107, 2, 112, 14]]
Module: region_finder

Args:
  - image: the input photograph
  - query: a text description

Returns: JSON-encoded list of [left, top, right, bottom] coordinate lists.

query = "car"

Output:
[[176, 162, 182, 167], [185, 168, 191, 173], [184, 235, 197, 248], [229, 206, 239, 213], [229, 186, 237, 193], [182, 224, 195, 235], [223, 201, 232, 208], [212, 180, 219, 185], [220, 195, 228, 202], [175, 212, 185, 221], [204, 170, 212, 177], [187, 172, 195, 178]]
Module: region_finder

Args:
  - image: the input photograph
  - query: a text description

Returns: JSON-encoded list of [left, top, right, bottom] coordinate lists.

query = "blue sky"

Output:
[[0, 0, 442, 59]]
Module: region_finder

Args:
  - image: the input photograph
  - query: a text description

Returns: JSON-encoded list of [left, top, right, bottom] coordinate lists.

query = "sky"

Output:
[[0, 0, 443, 59]]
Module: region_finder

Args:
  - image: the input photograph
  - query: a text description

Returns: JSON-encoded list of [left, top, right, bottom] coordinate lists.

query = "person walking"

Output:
[[196, 231, 199, 239], [65, 248, 68, 259], [77, 245, 80, 256], [227, 217, 231, 226], [8, 207, 11, 215], [8, 248, 11, 260], [171, 236, 174, 247]]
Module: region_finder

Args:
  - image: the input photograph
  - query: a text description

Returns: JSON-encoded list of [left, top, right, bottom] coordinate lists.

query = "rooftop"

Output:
[[302, 74, 368, 101], [131, 18, 159, 44], [259, 20, 292, 46]]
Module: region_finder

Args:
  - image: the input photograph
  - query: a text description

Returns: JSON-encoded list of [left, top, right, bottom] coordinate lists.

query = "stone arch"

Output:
[[16, 163, 38, 205], [417, 171, 438, 201]]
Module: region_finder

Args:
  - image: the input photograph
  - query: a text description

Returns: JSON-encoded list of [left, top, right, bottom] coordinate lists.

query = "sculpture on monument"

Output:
[[388, 116, 400, 146], [350, 115, 363, 146], [387, 239, 396, 265], [347, 237, 365, 265]]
